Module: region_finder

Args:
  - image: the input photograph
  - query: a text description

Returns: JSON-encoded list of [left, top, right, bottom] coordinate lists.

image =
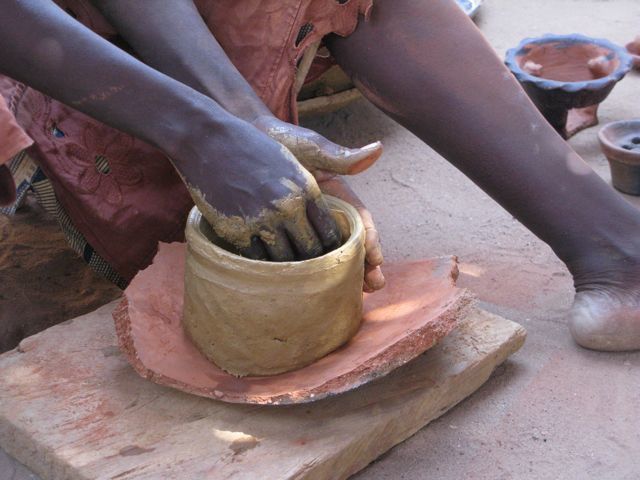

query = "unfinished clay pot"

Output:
[[598, 119, 640, 195], [183, 196, 365, 377], [505, 34, 632, 138]]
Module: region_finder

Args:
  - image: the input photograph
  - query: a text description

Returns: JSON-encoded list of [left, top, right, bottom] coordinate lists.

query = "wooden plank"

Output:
[[0, 302, 525, 480]]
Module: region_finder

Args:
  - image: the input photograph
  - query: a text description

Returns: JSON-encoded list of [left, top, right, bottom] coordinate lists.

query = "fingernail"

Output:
[[362, 141, 383, 152]]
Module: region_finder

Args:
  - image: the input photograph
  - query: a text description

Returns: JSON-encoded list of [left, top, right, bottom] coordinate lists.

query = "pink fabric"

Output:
[[0, 78, 192, 281], [0, 0, 370, 281], [0, 94, 33, 165]]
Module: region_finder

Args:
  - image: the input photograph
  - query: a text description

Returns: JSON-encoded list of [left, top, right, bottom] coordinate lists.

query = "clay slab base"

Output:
[[114, 242, 472, 404], [0, 301, 525, 480]]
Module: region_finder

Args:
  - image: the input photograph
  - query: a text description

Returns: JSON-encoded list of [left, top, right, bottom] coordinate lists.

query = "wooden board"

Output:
[[0, 302, 525, 480]]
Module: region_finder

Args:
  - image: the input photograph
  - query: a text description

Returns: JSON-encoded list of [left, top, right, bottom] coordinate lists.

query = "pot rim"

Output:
[[598, 119, 640, 163], [505, 33, 633, 93], [185, 195, 365, 271]]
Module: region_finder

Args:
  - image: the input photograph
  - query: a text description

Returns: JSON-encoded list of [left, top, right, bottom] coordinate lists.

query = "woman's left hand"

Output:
[[316, 176, 385, 292]]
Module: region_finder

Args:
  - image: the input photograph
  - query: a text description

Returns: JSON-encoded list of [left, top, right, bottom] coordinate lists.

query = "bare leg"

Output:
[[328, 0, 640, 350]]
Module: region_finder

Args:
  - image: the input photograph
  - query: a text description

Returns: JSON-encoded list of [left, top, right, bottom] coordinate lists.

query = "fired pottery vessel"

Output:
[[456, 0, 483, 18], [505, 34, 632, 138], [598, 119, 640, 195], [626, 36, 640, 70], [183, 196, 365, 377]]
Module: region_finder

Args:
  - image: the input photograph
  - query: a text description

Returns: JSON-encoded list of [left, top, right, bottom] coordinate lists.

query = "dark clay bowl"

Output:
[[599, 120, 640, 195], [505, 34, 632, 138]]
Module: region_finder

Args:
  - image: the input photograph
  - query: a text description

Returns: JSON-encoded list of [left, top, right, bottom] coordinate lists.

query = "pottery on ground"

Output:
[[626, 36, 640, 70], [183, 195, 365, 377], [599, 119, 640, 195], [505, 33, 632, 139], [456, 0, 483, 18]]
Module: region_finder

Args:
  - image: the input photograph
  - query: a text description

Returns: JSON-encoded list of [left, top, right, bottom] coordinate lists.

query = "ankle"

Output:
[[567, 246, 640, 292]]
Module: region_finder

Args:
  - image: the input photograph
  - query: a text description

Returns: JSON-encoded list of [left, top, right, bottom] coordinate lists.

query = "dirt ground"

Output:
[[2, 0, 640, 479]]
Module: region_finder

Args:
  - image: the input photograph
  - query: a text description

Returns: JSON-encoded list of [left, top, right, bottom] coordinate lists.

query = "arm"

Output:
[[88, 0, 385, 287], [90, 0, 270, 122], [89, 0, 383, 174], [0, 0, 340, 261]]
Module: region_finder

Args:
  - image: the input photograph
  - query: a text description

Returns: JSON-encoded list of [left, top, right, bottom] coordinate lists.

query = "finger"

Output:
[[0, 164, 16, 206], [295, 136, 383, 175], [283, 213, 325, 260], [364, 264, 386, 292], [260, 228, 296, 262], [306, 199, 342, 252], [238, 235, 269, 261], [317, 177, 383, 265], [348, 203, 383, 266], [364, 224, 384, 267], [256, 116, 383, 175]]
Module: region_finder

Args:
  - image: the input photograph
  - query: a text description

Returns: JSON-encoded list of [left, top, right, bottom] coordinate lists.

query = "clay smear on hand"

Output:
[[187, 146, 324, 252], [263, 123, 382, 175]]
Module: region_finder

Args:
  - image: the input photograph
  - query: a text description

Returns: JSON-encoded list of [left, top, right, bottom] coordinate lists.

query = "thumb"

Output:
[[261, 120, 383, 175], [292, 136, 383, 175]]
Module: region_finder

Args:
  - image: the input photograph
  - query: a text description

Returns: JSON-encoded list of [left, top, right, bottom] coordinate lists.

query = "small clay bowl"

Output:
[[505, 34, 632, 138], [183, 196, 365, 377], [599, 120, 640, 195]]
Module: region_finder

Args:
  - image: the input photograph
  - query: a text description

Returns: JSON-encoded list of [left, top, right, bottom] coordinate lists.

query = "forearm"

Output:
[[0, 0, 234, 165], [90, 0, 272, 121]]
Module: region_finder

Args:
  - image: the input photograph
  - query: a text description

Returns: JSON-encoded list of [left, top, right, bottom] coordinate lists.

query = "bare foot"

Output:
[[569, 275, 640, 351]]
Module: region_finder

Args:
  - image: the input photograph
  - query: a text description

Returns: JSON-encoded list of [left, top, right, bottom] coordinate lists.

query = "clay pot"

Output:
[[183, 196, 365, 377], [505, 34, 632, 138], [598, 119, 640, 195], [626, 36, 640, 70], [456, 0, 483, 18]]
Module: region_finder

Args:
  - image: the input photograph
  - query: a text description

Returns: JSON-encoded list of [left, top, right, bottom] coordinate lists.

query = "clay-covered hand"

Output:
[[252, 115, 383, 176], [316, 176, 385, 292], [0, 164, 17, 206], [251, 115, 385, 290], [175, 118, 341, 262]]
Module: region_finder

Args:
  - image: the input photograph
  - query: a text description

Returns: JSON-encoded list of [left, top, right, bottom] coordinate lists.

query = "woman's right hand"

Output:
[[172, 117, 342, 261]]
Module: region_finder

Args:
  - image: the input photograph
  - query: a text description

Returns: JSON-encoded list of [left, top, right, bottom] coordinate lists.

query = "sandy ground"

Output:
[[2, 0, 640, 478]]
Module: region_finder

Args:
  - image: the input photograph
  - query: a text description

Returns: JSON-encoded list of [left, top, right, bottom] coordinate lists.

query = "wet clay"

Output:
[[518, 42, 619, 82], [183, 196, 365, 377], [113, 242, 471, 404]]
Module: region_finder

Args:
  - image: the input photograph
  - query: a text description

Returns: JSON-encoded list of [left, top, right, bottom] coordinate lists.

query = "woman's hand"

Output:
[[251, 115, 385, 289], [173, 117, 342, 261], [251, 115, 385, 290]]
